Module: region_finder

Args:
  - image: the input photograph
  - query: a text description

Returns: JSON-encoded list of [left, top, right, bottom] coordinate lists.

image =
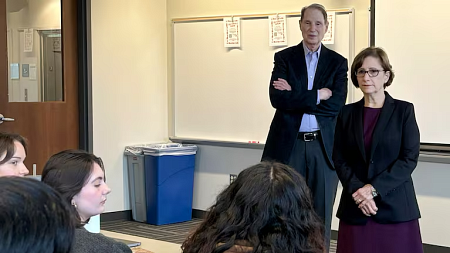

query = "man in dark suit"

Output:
[[261, 4, 348, 250]]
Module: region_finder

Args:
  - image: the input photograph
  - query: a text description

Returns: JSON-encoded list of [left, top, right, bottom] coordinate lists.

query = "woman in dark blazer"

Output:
[[333, 47, 423, 253]]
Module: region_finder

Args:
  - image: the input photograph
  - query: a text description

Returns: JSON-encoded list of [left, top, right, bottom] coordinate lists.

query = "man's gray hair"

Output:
[[300, 3, 328, 23]]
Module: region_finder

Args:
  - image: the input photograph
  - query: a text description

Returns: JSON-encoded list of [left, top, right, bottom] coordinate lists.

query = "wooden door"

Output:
[[0, 0, 79, 174]]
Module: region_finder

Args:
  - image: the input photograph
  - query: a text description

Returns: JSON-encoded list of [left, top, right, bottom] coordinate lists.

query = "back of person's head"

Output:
[[41, 149, 110, 227], [182, 161, 324, 253], [0, 176, 75, 253], [0, 132, 28, 177]]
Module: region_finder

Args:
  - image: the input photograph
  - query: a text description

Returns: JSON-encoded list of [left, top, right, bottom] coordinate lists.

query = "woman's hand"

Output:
[[358, 199, 378, 216], [352, 184, 373, 204], [353, 184, 378, 216]]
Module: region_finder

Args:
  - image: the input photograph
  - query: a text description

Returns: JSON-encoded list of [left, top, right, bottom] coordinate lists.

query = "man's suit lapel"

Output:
[[292, 43, 308, 91], [313, 44, 330, 89], [353, 99, 366, 162], [369, 92, 396, 160]]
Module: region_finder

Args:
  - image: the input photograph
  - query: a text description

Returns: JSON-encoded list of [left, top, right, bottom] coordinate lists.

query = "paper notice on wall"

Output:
[[29, 64, 37, 80], [269, 14, 288, 46], [322, 12, 335, 44], [24, 28, 33, 52], [223, 17, 241, 48]]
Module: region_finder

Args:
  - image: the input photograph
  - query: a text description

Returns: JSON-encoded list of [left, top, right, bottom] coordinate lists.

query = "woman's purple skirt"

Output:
[[336, 218, 423, 253]]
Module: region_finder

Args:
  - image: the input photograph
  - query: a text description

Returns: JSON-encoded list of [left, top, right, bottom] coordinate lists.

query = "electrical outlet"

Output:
[[230, 174, 237, 184]]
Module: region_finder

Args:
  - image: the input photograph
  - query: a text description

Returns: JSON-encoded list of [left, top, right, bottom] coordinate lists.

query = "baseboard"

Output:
[[101, 210, 132, 222], [331, 229, 449, 253], [192, 209, 208, 219], [331, 229, 338, 240], [423, 244, 450, 253]]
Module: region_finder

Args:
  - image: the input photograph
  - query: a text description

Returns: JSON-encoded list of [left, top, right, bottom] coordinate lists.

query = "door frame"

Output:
[[77, 0, 92, 152]]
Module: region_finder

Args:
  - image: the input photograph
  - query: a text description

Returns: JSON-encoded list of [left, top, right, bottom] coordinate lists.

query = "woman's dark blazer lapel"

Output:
[[352, 92, 396, 163], [353, 99, 366, 162], [369, 92, 396, 160]]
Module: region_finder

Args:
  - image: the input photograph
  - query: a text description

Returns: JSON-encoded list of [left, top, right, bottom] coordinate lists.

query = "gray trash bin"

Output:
[[125, 143, 197, 225]]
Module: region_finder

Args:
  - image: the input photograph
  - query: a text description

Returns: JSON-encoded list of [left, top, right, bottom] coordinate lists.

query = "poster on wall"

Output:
[[268, 14, 288, 46], [24, 28, 33, 52], [322, 12, 335, 44], [223, 17, 241, 48], [29, 64, 37, 80]]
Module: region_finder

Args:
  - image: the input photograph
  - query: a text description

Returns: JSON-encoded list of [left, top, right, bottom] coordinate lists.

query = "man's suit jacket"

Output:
[[262, 42, 348, 166], [333, 92, 421, 225]]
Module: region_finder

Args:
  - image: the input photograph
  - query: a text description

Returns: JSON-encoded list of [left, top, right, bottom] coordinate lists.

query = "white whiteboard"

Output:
[[375, 0, 449, 144], [173, 12, 354, 143]]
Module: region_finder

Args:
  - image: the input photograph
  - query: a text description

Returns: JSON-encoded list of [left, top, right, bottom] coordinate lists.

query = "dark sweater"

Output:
[[71, 228, 132, 253]]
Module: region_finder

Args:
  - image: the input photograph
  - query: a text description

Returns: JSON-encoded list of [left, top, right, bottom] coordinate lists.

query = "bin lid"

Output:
[[125, 143, 197, 156]]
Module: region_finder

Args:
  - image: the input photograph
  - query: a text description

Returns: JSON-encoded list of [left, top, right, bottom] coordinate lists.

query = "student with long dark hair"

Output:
[[182, 161, 324, 253], [42, 149, 131, 253]]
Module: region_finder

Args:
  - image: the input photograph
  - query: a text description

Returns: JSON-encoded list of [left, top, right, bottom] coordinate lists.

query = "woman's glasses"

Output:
[[355, 69, 386, 77]]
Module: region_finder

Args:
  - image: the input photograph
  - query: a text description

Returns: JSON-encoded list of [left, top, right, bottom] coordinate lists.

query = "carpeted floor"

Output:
[[102, 219, 202, 245]]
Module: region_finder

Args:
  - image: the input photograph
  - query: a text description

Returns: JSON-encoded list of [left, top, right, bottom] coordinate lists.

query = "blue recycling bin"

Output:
[[125, 143, 197, 225]]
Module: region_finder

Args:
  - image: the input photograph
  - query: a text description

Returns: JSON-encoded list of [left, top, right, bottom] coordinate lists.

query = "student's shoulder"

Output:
[[72, 228, 132, 253]]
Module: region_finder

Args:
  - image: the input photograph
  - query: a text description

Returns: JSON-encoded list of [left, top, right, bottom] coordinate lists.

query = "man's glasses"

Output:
[[355, 69, 386, 77]]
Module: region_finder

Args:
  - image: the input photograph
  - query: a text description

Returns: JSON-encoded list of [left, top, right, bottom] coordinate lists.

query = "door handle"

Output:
[[0, 114, 15, 124]]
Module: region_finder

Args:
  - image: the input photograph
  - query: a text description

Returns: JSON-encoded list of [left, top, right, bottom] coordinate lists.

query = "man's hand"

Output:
[[319, 88, 332, 100], [273, 78, 292, 91]]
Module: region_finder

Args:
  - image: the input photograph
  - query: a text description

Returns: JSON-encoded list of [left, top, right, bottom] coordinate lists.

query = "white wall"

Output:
[[191, 145, 264, 210], [91, 0, 168, 212], [412, 162, 450, 247]]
